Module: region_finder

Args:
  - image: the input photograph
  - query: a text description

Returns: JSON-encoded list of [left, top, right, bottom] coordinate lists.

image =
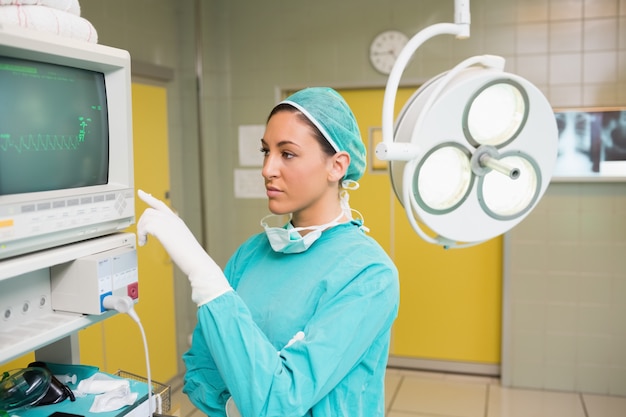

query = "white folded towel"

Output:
[[0, 5, 97, 42], [0, 0, 80, 16]]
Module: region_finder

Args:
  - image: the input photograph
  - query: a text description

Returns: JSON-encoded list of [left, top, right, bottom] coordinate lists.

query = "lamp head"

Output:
[[387, 57, 558, 246]]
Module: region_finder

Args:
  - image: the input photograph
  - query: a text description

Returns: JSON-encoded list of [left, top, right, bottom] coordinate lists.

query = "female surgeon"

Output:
[[137, 87, 400, 417]]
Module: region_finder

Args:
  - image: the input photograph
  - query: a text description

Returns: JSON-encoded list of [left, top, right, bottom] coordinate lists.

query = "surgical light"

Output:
[[377, 0, 558, 248]]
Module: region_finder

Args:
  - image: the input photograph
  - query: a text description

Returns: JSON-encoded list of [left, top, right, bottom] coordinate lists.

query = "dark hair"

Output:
[[268, 103, 336, 157]]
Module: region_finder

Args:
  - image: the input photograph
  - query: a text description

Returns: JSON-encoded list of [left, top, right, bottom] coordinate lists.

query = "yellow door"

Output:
[[339, 88, 502, 367], [78, 82, 178, 383]]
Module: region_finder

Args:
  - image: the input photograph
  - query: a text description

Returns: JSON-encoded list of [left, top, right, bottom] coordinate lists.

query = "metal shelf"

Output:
[[0, 232, 136, 281], [0, 232, 136, 365], [0, 310, 116, 365]]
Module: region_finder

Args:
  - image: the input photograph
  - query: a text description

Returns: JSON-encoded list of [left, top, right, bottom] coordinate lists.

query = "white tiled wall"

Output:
[[503, 183, 626, 395]]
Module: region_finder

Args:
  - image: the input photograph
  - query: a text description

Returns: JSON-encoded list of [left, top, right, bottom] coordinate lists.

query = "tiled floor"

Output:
[[169, 368, 626, 417]]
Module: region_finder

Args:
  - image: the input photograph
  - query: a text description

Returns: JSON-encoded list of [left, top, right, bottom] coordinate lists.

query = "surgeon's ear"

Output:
[[328, 151, 350, 183]]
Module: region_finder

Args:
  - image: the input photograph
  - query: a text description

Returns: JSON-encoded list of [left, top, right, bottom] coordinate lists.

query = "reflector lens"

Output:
[[481, 155, 538, 218], [415, 145, 472, 212], [466, 81, 526, 146]]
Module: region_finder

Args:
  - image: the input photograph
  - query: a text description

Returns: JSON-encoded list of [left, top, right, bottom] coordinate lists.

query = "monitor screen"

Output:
[[0, 56, 109, 196]]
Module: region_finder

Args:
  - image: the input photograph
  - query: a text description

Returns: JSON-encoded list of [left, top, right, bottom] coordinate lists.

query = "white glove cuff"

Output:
[[189, 270, 233, 307], [194, 286, 233, 307]]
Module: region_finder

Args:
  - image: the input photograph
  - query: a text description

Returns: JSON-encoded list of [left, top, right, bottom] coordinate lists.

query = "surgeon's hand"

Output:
[[137, 189, 232, 306]]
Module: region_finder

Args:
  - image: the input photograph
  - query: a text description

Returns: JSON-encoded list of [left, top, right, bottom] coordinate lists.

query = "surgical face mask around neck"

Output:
[[261, 212, 344, 253]]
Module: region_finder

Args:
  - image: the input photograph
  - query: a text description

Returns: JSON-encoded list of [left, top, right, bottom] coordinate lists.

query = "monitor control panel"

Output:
[[0, 188, 135, 259]]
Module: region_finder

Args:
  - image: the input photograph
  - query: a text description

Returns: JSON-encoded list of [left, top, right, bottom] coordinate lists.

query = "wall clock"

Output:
[[369, 30, 409, 75]]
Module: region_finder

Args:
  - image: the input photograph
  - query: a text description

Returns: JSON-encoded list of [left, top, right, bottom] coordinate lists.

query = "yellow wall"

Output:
[[340, 88, 502, 365], [1, 84, 178, 383], [1, 353, 35, 372], [79, 82, 178, 382]]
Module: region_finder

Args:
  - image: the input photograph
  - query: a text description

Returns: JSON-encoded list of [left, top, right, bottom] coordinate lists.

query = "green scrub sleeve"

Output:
[[184, 261, 397, 417]]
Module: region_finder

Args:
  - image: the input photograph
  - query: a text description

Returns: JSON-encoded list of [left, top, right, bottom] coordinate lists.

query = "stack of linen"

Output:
[[0, 0, 97, 42]]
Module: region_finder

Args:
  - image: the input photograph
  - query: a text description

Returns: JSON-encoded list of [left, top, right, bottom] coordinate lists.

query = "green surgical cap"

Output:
[[281, 87, 366, 182]]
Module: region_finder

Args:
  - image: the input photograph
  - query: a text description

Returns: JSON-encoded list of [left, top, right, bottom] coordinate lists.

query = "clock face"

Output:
[[369, 30, 409, 75]]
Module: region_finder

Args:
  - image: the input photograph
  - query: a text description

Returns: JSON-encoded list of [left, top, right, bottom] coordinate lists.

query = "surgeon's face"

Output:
[[261, 111, 340, 226]]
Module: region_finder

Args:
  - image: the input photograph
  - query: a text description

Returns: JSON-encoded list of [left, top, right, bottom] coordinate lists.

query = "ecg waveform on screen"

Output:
[[0, 116, 92, 154]]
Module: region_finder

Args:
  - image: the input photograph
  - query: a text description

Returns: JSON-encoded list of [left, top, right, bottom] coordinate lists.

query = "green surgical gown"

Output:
[[183, 220, 399, 416]]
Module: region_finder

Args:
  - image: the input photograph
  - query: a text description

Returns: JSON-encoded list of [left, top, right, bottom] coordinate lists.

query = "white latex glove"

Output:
[[137, 189, 232, 306]]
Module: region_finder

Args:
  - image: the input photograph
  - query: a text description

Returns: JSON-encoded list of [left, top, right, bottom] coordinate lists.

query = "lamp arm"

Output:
[[454, 0, 471, 25], [377, 22, 469, 162]]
